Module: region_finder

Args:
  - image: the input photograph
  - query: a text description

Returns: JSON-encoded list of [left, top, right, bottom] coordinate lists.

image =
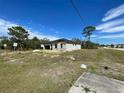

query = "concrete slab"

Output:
[[69, 73, 124, 93]]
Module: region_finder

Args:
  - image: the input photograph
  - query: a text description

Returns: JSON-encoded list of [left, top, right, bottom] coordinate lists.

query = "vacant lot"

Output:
[[0, 49, 124, 93]]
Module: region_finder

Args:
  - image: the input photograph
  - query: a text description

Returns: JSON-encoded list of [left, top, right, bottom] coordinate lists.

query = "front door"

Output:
[[55, 44, 57, 48]]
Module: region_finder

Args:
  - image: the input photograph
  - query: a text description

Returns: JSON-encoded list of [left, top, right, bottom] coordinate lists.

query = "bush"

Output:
[[82, 41, 99, 49]]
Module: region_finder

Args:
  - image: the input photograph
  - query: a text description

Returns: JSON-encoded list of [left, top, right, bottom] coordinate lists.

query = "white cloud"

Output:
[[102, 4, 124, 21], [91, 35, 97, 38], [96, 19, 124, 39], [96, 19, 124, 30], [28, 30, 58, 40], [92, 33, 124, 39], [96, 19, 124, 33], [92, 4, 124, 39], [91, 33, 124, 39], [101, 25, 124, 33], [99, 33, 124, 39], [0, 18, 58, 40], [0, 18, 17, 35]]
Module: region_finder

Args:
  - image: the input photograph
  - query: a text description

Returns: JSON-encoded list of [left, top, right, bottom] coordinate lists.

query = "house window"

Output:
[[61, 44, 63, 48], [55, 44, 57, 48]]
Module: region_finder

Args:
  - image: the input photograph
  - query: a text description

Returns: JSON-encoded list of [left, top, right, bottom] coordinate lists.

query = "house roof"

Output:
[[51, 38, 81, 44]]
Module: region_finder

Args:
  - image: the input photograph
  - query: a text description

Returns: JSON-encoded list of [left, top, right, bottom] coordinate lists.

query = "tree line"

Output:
[[0, 26, 50, 50], [0, 25, 98, 50]]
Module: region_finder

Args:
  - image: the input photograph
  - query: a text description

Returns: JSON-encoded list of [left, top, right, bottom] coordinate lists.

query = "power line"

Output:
[[70, 0, 86, 25]]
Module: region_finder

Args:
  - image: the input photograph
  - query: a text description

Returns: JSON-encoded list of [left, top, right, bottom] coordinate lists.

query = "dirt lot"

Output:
[[0, 49, 124, 93]]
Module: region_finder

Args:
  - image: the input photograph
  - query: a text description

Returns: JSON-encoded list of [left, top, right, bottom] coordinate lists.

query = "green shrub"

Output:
[[82, 41, 99, 49]]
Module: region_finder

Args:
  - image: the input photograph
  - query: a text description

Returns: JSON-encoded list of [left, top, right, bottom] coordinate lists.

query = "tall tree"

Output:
[[82, 26, 96, 42], [82, 26, 96, 49], [8, 26, 29, 50]]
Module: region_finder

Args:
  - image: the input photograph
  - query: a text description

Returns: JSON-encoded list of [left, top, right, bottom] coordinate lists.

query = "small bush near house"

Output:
[[82, 41, 99, 49]]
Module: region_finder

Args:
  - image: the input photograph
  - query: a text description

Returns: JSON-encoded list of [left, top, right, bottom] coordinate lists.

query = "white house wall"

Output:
[[65, 44, 81, 51], [52, 43, 66, 50], [51, 43, 81, 51]]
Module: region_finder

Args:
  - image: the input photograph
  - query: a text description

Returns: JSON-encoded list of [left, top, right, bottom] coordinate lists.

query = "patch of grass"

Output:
[[0, 49, 124, 93]]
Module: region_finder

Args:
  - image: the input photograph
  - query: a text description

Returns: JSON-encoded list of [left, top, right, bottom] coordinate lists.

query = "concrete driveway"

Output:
[[69, 73, 124, 93]]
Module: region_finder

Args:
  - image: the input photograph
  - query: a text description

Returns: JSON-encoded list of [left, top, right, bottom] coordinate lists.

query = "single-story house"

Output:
[[41, 38, 81, 51]]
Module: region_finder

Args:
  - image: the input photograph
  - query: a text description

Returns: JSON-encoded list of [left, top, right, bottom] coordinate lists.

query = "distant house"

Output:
[[0, 36, 8, 42], [41, 38, 81, 51], [114, 44, 124, 48]]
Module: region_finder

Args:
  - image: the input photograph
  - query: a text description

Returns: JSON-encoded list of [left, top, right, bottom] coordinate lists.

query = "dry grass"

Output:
[[0, 49, 124, 93]]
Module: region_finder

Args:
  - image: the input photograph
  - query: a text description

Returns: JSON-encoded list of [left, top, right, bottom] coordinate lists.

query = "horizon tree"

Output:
[[82, 26, 96, 42], [30, 36, 41, 49], [82, 26, 96, 48], [71, 38, 81, 44], [41, 38, 50, 44]]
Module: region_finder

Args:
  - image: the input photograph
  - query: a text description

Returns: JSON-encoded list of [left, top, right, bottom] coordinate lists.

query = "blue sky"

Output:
[[0, 0, 124, 44]]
